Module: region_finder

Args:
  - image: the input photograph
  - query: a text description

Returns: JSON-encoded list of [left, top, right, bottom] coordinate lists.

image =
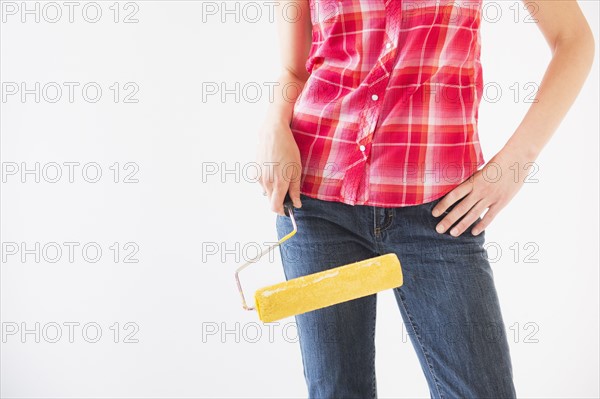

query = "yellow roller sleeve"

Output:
[[254, 253, 403, 323]]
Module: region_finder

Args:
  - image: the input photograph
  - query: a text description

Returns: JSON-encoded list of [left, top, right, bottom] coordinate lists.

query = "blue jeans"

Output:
[[276, 193, 516, 399]]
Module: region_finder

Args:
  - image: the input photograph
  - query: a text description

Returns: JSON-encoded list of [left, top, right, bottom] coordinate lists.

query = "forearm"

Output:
[[502, 33, 595, 160], [262, 69, 309, 130]]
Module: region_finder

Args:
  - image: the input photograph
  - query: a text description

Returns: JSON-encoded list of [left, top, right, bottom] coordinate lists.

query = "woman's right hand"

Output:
[[256, 120, 303, 216]]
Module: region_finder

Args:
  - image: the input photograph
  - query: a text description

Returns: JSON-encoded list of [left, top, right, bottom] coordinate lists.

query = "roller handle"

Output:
[[236, 191, 299, 312]]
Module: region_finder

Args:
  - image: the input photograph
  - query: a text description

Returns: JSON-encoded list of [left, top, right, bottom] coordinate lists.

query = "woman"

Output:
[[256, 0, 594, 397]]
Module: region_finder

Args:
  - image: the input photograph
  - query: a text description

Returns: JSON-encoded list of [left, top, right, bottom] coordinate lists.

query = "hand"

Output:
[[256, 119, 303, 216], [431, 146, 536, 237]]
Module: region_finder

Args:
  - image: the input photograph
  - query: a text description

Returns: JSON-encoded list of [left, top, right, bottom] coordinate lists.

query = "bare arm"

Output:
[[503, 0, 596, 159], [257, 0, 312, 215], [433, 0, 595, 237], [267, 0, 312, 126]]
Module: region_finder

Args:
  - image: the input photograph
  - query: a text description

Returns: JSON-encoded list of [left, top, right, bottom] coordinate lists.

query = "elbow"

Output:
[[575, 27, 596, 65], [555, 27, 595, 67], [585, 31, 596, 65]]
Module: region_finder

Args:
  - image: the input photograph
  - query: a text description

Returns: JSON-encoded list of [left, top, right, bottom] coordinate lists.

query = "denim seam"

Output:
[[370, 295, 377, 399], [397, 290, 445, 399], [373, 207, 380, 239], [379, 209, 394, 231]]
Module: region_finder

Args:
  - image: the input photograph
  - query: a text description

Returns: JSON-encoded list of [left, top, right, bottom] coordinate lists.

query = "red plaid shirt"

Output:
[[290, 0, 485, 207]]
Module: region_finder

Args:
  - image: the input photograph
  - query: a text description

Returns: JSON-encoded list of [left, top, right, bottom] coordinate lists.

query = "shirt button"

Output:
[[386, 42, 392, 49], [371, 94, 379, 101], [359, 145, 366, 152]]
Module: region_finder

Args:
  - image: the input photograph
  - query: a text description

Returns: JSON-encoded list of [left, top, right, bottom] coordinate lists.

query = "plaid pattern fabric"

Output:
[[290, 0, 485, 207]]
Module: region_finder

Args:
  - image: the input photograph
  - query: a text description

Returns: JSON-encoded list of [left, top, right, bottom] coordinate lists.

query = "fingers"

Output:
[[260, 175, 273, 202], [435, 193, 478, 236], [259, 170, 295, 216], [258, 158, 303, 215], [264, 185, 273, 199], [268, 181, 286, 216], [256, 122, 303, 215], [260, 167, 288, 216], [432, 184, 471, 217], [447, 198, 487, 237], [287, 168, 302, 209], [472, 203, 499, 236]]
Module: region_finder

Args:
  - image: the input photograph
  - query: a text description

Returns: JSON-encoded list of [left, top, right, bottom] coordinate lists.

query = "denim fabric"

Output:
[[275, 193, 516, 399]]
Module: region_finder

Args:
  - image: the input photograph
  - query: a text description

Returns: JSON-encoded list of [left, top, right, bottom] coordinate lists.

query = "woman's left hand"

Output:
[[431, 145, 536, 237]]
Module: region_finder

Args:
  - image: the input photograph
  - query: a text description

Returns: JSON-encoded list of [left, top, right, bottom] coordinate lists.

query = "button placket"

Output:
[[356, 21, 398, 159], [359, 17, 404, 150], [359, 63, 389, 151], [361, 65, 392, 145]]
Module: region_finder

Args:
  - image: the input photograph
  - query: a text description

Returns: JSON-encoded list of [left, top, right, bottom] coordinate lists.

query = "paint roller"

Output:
[[235, 194, 403, 323]]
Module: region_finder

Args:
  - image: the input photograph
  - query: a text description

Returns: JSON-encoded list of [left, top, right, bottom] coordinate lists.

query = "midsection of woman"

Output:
[[291, 0, 485, 207]]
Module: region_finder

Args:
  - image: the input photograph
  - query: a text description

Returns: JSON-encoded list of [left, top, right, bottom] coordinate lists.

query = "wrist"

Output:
[[258, 118, 292, 141], [501, 138, 540, 162]]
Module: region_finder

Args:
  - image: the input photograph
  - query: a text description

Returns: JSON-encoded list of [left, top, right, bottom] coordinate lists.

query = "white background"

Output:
[[1, 0, 598, 398]]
